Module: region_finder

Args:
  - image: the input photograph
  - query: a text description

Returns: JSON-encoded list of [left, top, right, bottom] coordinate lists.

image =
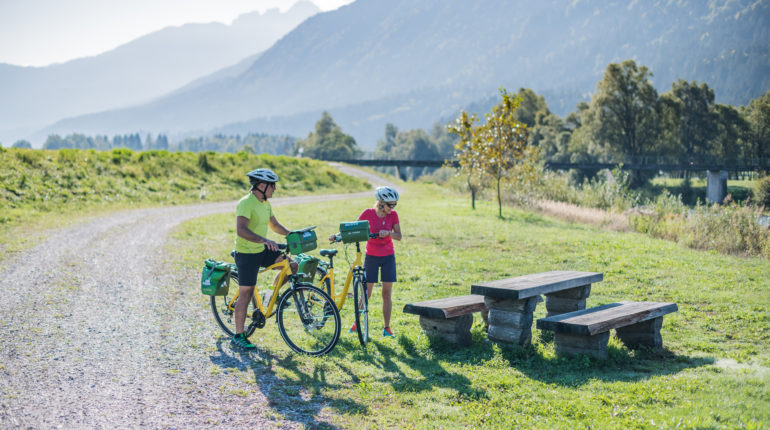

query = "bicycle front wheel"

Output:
[[277, 283, 341, 356], [353, 275, 369, 346], [210, 272, 259, 338]]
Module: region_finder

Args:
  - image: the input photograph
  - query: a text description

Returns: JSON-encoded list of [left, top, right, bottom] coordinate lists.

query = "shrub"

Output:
[[755, 176, 770, 209]]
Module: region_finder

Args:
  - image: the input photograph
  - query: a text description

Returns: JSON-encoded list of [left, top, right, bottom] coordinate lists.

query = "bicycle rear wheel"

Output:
[[352, 275, 369, 346], [277, 283, 341, 356], [210, 272, 259, 338]]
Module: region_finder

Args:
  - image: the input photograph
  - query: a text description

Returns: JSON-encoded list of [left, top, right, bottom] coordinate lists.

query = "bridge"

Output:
[[335, 158, 769, 203]]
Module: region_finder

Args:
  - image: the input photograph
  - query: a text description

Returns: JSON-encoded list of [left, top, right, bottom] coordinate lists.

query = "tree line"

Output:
[[291, 60, 768, 187], [7, 133, 295, 155]]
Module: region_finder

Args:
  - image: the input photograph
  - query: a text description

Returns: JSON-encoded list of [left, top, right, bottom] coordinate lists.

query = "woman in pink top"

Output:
[[354, 186, 402, 337]]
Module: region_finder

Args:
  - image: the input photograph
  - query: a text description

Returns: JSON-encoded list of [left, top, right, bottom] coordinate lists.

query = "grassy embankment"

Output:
[[0, 147, 369, 260], [169, 181, 769, 429]]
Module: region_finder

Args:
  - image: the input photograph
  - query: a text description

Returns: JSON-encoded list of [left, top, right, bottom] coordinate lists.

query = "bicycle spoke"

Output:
[[277, 284, 341, 355]]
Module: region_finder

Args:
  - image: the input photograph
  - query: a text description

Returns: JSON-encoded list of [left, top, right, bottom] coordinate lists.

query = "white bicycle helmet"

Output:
[[375, 186, 399, 202]]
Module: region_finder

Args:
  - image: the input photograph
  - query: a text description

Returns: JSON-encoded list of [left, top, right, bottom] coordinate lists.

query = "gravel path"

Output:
[[0, 166, 398, 428]]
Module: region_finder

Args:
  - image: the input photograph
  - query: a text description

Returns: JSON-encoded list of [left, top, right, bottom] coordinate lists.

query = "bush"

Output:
[[630, 192, 770, 258], [755, 176, 770, 209]]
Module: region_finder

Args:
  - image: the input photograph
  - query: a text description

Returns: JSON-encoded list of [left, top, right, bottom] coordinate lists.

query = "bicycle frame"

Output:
[[224, 256, 294, 319], [316, 240, 366, 311]]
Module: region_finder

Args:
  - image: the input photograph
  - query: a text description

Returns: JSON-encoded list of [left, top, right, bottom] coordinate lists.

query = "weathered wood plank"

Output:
[[403, 294, 487, 319], [536, 301, 678, 336], [471, 271, 603, 300]]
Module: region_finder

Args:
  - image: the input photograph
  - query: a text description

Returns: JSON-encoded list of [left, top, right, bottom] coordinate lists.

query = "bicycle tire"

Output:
[[352, 275, 370, 346], [210, 272, 259, 338], [276, 282, 341, 356]]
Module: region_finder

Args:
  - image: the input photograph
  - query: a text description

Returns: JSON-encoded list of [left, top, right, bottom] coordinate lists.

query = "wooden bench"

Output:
[[471, 271, 603, 345], [402, 295, 489, 346], [536, 301, 678, 359]]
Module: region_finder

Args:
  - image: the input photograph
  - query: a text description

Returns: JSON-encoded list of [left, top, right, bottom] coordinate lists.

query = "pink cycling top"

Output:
[[358, 208, 399, 257]]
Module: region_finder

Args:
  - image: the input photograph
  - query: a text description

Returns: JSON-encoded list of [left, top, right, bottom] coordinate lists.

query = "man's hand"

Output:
[[264, 239, 280, 251]]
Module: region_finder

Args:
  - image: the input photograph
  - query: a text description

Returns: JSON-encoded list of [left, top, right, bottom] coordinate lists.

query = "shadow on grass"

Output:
[[416, 325, 714, 387], [209, 336, 365, 430]]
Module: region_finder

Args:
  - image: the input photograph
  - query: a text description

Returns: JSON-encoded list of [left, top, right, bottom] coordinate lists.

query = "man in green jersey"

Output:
[[232, 168, 296, 350]]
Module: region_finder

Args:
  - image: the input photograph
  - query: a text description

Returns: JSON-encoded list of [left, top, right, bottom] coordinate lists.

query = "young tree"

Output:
[[478, 88, 530, 218], [448, 110, 483, 209]]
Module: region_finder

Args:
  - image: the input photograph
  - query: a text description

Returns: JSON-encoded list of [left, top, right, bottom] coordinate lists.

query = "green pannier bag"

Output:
[[201, 258, 231, 296], [340, 220, 370, 243], [287, 226, 318, 255], [295, 253, 320, 282]]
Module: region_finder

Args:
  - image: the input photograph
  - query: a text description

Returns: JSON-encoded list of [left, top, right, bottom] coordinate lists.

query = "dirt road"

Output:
[[0, 166, 398, 428]]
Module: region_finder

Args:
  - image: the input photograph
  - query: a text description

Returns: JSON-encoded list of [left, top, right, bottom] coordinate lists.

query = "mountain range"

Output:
[[9, 0, 770, 150], [0, 1, 319, 144]]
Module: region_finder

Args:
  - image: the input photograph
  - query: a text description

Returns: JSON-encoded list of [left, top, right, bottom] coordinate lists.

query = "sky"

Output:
[[0, 0, 354, 67]]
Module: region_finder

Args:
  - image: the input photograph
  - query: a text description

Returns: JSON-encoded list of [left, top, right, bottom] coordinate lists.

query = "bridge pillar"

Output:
[[706, 170, 728, 204], [395, 165, 408, 181]]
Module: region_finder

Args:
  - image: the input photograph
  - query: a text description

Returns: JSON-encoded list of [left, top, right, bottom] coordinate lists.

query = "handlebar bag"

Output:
[[201, 258, 231, 296], [340, 220, 370, 243], [287, 226, 318, 255]]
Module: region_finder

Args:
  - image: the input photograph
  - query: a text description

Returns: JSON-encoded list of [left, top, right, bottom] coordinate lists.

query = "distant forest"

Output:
[[8, 133, 295, 155]]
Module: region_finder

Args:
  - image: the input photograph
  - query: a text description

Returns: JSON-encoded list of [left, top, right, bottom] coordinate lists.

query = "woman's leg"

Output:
[[381, 282, 393, 328]]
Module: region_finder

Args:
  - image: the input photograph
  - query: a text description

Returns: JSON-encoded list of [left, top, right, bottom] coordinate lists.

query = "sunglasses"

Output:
[[384, 202, 397, 208]]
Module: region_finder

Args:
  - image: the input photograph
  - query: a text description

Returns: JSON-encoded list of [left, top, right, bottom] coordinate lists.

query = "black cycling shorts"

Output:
[[234, 249, 284, 287], [364, 254, 397, 284]]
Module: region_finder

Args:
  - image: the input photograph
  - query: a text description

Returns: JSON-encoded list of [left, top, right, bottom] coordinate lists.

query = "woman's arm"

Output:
[[389, 223, 402, 241]]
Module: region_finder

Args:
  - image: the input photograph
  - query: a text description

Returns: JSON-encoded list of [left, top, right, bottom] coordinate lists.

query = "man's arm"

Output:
[[269, 216, 291, 237], [237, 216, 279, 250]]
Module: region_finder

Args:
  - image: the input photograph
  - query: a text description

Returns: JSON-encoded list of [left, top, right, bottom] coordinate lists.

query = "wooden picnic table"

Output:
[[470, 270, 603, 345]]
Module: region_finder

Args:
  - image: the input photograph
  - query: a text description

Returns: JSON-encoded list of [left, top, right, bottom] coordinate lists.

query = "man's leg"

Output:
[[234, 285, 255, 334]]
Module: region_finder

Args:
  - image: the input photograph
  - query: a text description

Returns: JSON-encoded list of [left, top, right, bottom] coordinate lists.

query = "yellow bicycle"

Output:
[[312, 220, 376, 346], [209, 227, 341, 356]]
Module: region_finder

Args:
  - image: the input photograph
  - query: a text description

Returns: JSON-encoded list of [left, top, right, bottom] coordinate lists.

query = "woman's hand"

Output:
[[378, 230, 391, 238], [328, 234, 337, 242]]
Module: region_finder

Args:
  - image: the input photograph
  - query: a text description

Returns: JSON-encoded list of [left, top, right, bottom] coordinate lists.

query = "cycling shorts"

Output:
[[234, 249, 283, 287]]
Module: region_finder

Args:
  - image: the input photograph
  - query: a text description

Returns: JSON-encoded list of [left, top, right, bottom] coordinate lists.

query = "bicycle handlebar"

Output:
[[329, 233, 380, 243]]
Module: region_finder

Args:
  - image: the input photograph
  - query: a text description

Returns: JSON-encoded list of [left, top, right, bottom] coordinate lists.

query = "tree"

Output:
[[585, 60, 661, 185], [12, 140, 32, 149], [448, 111, 483, 209], [662, 80, 719, 166], [477, 88, 530, 218], [744, 90, 770, 173], [295, 112, 361, 160]]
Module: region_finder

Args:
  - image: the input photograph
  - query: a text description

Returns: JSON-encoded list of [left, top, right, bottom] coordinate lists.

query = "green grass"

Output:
[[0, 148, 369, 262], [170, 182, 770, 429]]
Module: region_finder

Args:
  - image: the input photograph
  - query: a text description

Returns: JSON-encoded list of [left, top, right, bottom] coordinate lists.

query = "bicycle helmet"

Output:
[[375, 186, 399, 202], [246, 168, 279, 186]]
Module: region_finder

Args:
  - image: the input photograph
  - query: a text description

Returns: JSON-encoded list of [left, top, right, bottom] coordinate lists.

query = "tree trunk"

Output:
[[497, 177, 502, 218]]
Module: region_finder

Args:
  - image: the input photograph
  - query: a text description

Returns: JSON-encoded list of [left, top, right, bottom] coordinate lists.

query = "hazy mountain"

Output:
[[36, 0, 769, 148], [0, 1, 319, 144]]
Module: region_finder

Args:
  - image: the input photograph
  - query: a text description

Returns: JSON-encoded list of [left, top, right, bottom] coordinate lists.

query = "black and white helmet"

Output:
[[246, 168, 279, 186], [375, 186, 399, 202]]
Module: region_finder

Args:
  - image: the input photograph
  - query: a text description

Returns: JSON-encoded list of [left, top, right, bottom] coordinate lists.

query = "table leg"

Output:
[[544, 285, 591, 317], [484, 296, 541, 346]]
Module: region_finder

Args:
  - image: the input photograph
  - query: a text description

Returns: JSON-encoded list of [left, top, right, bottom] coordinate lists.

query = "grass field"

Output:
[[170, 182, 770, 429], [0, 148, 368, 262]]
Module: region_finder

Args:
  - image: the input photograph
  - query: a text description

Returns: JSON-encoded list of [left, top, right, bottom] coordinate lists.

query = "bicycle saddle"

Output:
[[319, 249, 338, 257]]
